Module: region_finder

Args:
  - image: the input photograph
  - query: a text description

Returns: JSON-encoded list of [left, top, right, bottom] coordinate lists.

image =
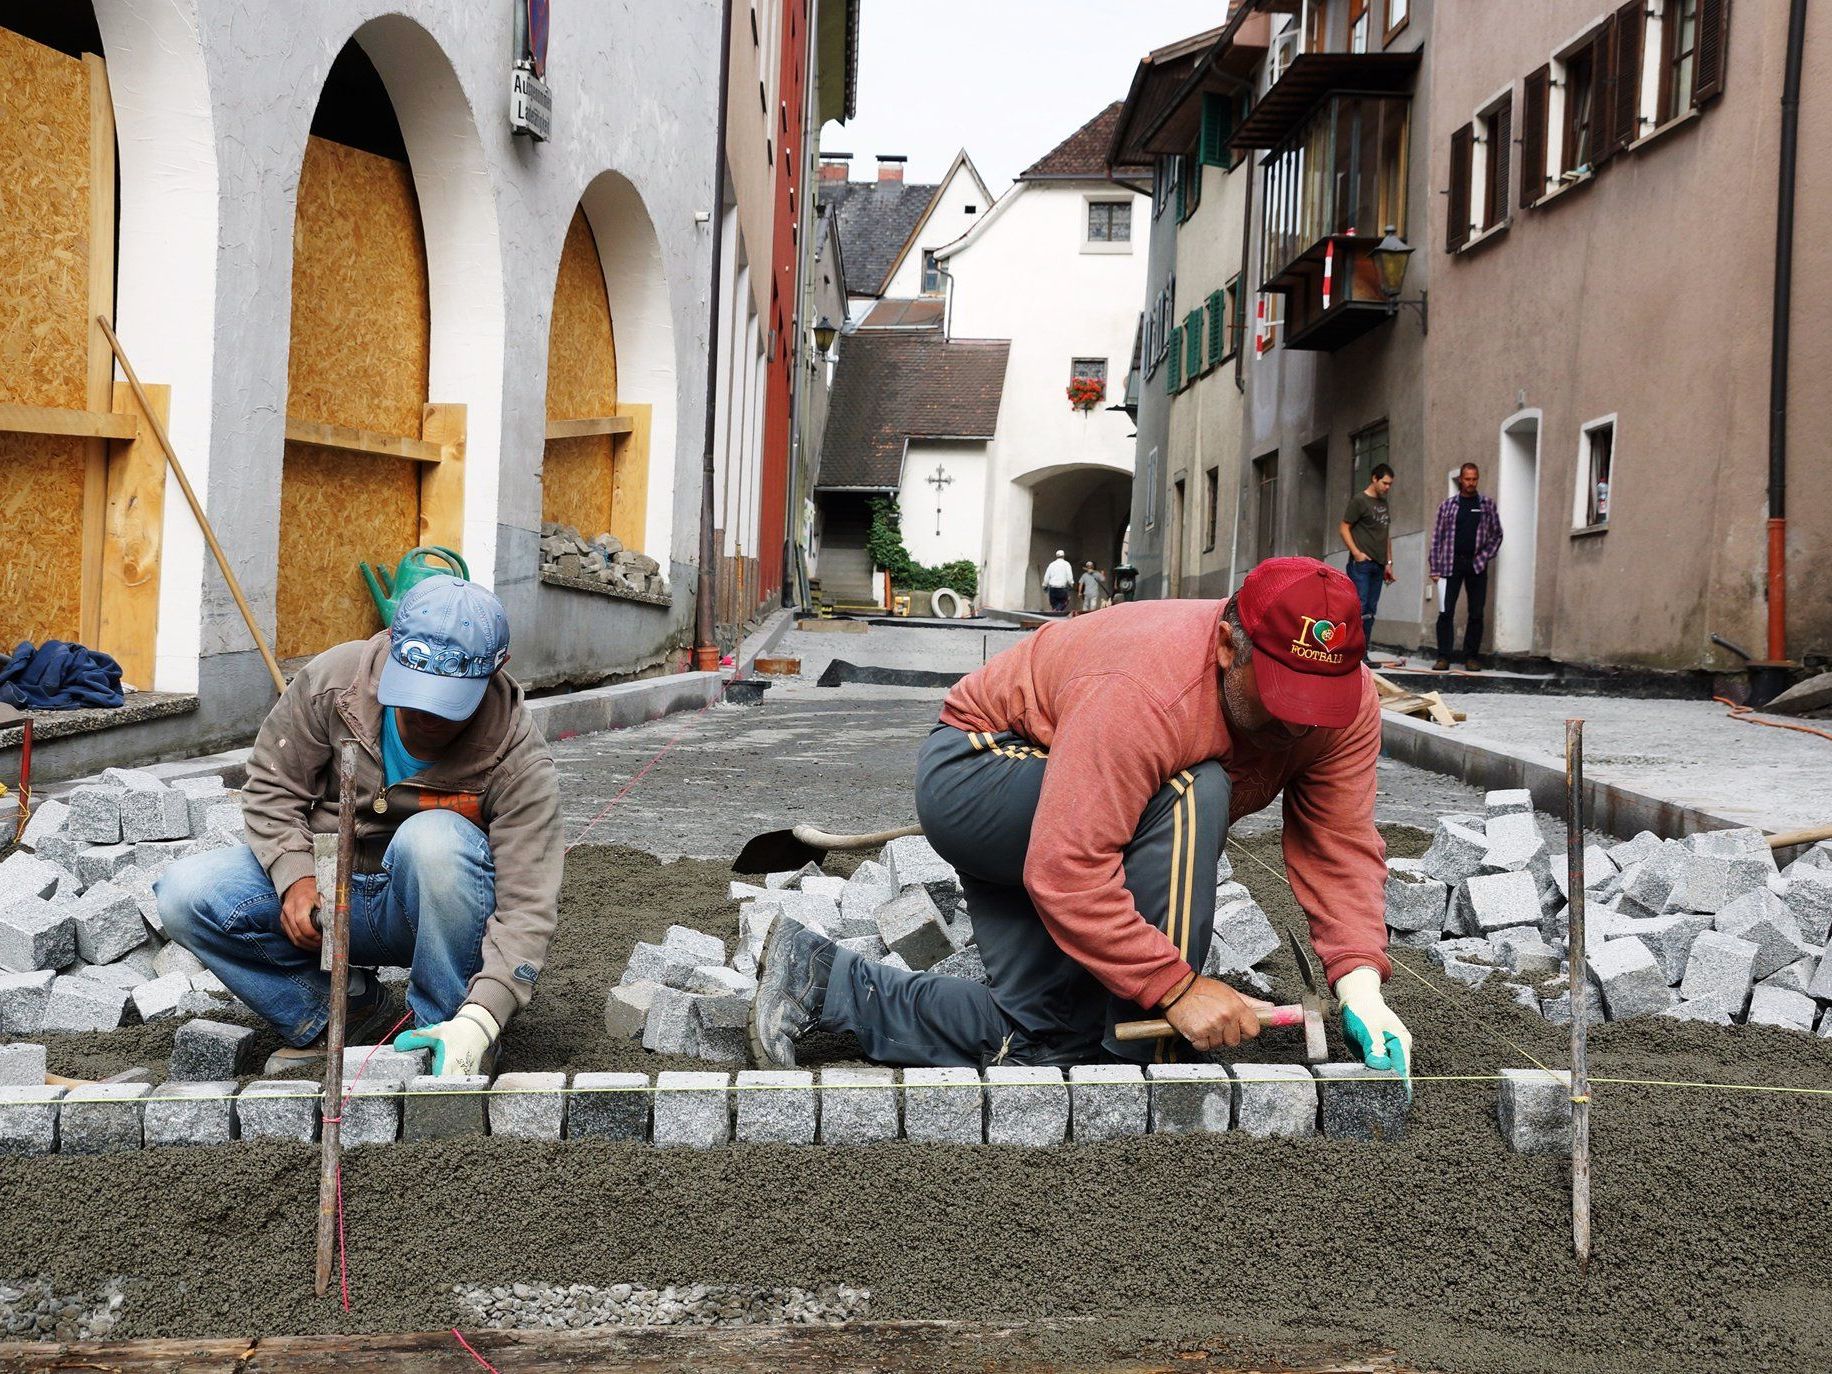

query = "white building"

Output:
[[0, 2, 725, 774], [936, 104, 1150, 610], [817, 150, 990, 322]]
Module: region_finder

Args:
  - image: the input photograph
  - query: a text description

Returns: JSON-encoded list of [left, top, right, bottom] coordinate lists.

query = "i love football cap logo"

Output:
[[1290, 615, 1344, 665]]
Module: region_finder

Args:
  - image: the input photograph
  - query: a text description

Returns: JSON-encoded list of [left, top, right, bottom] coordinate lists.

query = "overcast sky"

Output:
[[822, 0, 1228, 193]]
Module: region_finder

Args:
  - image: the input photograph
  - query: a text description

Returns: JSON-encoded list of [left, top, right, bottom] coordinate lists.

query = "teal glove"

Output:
[[1335, 966, 1413, 1097], [394, 1004, 500, 1077]]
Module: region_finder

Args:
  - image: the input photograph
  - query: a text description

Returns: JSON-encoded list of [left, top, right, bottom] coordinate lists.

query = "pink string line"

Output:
[[326, 1008, 415, 1312], [564, 694, 722, 853], [451, 1326, 504, 1372]]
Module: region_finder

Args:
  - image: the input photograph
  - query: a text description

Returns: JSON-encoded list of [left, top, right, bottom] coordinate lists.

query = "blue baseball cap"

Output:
[[377, 575, 511, 720]]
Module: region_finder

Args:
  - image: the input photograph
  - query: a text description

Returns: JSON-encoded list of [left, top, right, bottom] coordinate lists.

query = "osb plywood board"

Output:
[[277, 441, 417, 658], [287, 135, 429, 435], [98, 381, 168, 689], [611, 403, 651, 554], [280, 136, 429, 657], [0, 27, 91, 410], [540, 209, 618, 537], [0, 431, 86, 646], [545, 208, 617, 419]]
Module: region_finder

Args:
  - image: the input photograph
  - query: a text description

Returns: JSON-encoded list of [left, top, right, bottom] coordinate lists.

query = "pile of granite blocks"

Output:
[[1391, 790, 1832, 1032], [0, 769, 251, 1043], [606, 836, 1284, 1064], [539, 522, 668, 600], [0, 1057, 1411, 1155]]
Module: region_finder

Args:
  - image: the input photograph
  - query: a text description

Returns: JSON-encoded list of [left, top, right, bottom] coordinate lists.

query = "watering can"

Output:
[[359, 546, 470, 626]]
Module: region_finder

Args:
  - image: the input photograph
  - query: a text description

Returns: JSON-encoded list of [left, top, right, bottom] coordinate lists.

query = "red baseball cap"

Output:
[[1229, 557, 1366, 729]]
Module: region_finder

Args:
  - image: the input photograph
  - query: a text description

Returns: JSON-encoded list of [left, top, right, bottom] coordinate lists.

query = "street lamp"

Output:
[[812, 316, 838, 352], [1369, 225, 1428, 333]]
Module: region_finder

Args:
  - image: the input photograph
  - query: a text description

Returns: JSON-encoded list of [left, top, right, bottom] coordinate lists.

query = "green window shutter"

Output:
[[1206, 290, 1226, 365], [1230, 282, 1246, 356], [1166, 326, 1182, 393], [1199, 93, 1236, 167], [1183, 310, 1203, 381]]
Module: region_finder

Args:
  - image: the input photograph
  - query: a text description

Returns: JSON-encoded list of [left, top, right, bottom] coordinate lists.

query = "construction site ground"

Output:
[[3, 622, 1829, 1372]]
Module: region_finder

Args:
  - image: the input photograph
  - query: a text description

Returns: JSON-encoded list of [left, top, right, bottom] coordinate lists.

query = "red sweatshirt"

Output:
[[939, 599, 1389, 1007]]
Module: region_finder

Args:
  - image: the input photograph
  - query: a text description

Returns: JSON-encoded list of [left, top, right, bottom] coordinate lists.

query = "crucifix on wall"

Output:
[[925, 463, 953, 537]]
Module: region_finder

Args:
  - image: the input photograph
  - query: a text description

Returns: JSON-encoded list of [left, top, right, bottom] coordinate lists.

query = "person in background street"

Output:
[[1428, 463, 1504, 672], [1074, 561, 1107, 616], [1043, 550, 1075, 615], [1340, 463, 1395, 659], [156, 576, 561, 1078], [752, 557, 1411, 1083]]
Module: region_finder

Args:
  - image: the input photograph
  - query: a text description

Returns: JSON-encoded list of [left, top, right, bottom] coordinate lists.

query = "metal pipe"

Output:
[[314, 741, 358, 1297], [1565, 718, 1592, 1270], [695, 0, 737, 672], [784, 0, 821, 610], [1767, 0, 1810, 661]]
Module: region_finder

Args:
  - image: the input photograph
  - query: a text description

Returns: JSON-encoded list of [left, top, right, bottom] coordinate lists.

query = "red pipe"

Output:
[[1767, 517, 1787, 660]]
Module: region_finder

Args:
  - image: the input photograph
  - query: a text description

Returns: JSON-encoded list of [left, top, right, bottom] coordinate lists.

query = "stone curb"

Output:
[[0, 1062, 1433, 1156]]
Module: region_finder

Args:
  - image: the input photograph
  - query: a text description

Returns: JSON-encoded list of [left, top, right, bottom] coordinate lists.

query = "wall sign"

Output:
[[511, 0, 553, 140]]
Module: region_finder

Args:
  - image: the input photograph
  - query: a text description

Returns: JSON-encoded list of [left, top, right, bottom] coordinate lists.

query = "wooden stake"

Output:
[[95, 315, 288, 696], [314, 742, 358, 1298], [1565, 718, 1592, 1269]]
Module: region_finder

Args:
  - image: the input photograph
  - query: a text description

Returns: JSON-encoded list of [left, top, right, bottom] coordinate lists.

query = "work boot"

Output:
[[1431, 658, 1450, 672], [1464, 658, 1484, 673], [261, 979, 401, 1076], [749, 921, 837, 1068]]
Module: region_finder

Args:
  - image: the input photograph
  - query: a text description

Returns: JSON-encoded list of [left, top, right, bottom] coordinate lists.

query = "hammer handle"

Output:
[[1115, 1003, 1304, 1043]]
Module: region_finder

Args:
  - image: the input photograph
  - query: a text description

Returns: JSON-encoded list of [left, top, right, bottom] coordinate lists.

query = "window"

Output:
[[1268, 22, 1299, 88], [1450, 94, 1513, 250], [1087, 199, 1132, 243], [1144, 447, 1159, 529], [1154, 155, 1179, 218], [964, 203, 978, 214], [1348, 0, 1371, 54], [1561, 40, 1597, 176], [1203, 467, 1220, 551], [1253, 453, 1280, 563], [1660, 0, 1699, 125], [1384, 0, 1410, 43], [1176, 148, 1202, 222], [1350, 420, 1390, 492], [1070, 357, 1107, 398], [1229, 279, 1246, 362], [1304, 0, 1328, 55], [920, 251, 942, 294], [1577, 419, 1614, 529], [1256, 290, 1284, 355]]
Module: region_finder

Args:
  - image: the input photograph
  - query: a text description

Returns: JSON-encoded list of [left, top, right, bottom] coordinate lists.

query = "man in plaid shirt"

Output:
[[1428, 463, 1503, 671]]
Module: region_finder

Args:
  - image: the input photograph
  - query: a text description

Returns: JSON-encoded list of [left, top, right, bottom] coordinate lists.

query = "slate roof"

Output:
[[817, 329, 1011, 490], [816, 178, 942, 297], [1019, 102, 1150, 182]]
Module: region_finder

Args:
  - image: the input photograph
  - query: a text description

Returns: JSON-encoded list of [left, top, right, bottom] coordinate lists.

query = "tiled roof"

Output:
[[815, 179, 941, 297], [817, 329, 1010, 490], [1019, 102, 1150, 182]]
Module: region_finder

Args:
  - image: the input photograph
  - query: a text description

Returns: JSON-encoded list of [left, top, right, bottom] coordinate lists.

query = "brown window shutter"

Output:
[[1492, 95, 1512, 225], [1447, 123, 1473, 251], [1613, 0, 1645, 149], [1593, 14, 1620, 166], [1520, 64, 1550, 207], [1694, 0, 1731, 103]]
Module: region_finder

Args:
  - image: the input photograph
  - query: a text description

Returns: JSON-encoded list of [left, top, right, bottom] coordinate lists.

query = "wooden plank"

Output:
[[98, 381, 167, 688], [80, 51, 117, 648], [0, 1323, 1417, 1373], [545, 413, 634, 440], [418, 403, 467, 554], [283, 417, 442, 464], [1422, 691, 1460, 728], [0, 401, 135, 441], [613, 401, 652, 554]]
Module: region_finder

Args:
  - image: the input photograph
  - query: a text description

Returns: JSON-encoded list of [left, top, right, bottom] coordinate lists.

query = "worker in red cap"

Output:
[[753, 555, 1409, 1081]]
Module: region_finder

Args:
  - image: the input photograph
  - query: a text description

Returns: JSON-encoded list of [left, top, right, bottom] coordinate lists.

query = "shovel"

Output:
[[733, 822, 923, 874]]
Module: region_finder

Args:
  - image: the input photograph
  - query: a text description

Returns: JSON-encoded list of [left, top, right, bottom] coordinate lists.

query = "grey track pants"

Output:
[[819, 723, 1229, 1067]]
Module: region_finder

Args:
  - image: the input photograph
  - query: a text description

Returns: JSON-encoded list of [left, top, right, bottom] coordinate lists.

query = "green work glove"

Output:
[[1335, 966, 1413, 1097], [394, 1003, 500, 1077]]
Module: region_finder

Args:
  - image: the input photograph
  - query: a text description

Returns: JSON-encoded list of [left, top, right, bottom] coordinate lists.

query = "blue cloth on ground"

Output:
[[0, 640, 125, 710]]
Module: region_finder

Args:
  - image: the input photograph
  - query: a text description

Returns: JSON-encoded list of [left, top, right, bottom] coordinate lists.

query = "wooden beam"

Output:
[[545, 413, 635, 440], [284, 416, 443, 464], [418, 402, 467, 554], [612, 402, 652, 553], [0, 402, 136, 442], [80, 51, 117, 648], [98, 381, 167, 689]]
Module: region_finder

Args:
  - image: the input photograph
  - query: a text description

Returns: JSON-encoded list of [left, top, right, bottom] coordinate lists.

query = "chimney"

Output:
[[876, 154, 907, 182], [819, 152, 851, 181]]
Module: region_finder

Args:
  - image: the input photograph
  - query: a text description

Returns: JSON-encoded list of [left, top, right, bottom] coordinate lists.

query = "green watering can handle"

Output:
[[408, 546, 471, 581]]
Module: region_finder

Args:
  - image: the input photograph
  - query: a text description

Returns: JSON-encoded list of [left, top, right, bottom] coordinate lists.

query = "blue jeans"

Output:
[[1347, 558, 1384, 651], [155, 810, 495, 1046]]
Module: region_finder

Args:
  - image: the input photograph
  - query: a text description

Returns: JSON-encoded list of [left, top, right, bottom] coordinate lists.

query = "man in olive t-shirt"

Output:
[[1340, 464, 1395, 659]]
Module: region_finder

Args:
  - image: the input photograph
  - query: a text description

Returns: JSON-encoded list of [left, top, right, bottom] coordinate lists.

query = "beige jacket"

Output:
[[241, 634, 561, 1027]]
